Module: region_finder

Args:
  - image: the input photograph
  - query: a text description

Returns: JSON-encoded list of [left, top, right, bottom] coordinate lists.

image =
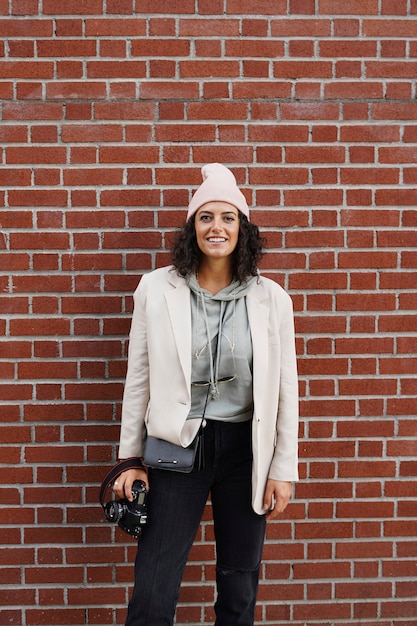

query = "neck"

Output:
[[196, 259, 233, 294]]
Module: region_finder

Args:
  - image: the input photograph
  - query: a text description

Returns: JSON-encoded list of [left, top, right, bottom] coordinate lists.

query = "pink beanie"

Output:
[[187, 163, 250, 221]]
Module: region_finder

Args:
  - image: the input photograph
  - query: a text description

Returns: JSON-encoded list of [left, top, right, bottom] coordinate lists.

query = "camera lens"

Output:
[[104, 501, 124, 523]]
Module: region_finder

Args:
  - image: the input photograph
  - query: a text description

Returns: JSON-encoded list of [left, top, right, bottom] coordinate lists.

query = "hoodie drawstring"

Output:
[[200, 294, 225, 400]]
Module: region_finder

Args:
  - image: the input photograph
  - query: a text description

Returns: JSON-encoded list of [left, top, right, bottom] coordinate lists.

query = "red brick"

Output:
[[6, 146, 66, 164], [88, 60, 146, 78], [43, 0, 102, 12], [18, 361, 77, 380], [148, 59, 176, 78], [0, 587, 36, 606], [326, 81, 384, 99], [382, 0, 408, 14], [8, 189, 68, 206], [181, 59, 240, 78], [272, 17, 331, 37], [345, 188, 372, 206], [249, 124, 309, 143], [0, 125, 28, 142], [38, 40, 96, 57], [155, 123, 216, 143], [343, 124, 401, 143], [100, 39, 127, 57], [85, 16, 146, 36], [234, 81, 292, 100], [322, 40, 377, 58], [0, 60, 54, 79], [321, 0, 378, 13], [9, 232, 69, 250], [61, 123, 123, 143], [294, 560, 351, 580], [99, 146, 158, 164], [381, 40, 407, 57], [275, 60, 332, 78], [338, 251, 397, 269], [32, 254, 60, 271], [33, 168, 61, 186], [55, 18, 83, 36], [8, 40, 35, 57], [125, 125, 153, 142], [193, 145, 253, 165], [402, 251, 417, 268], [342, 209, 400, 227], [0, 209, 33, 228], [46, 81, 107, 100], [56, 60, 84, 79], [228, 0, 285, 13], [287, 145, 346, 163], [1, 296, 29, 314], [140, 81, 199, 100], [188, 102, 248, 121], [100, 189, 159, 208], [12, 275, 71, 293], [364, 18, 417, 36], [0, 17, 51, 37], [289, 0, 315, 13], [286, 188, 343, 206], [373, 102, 417, 119], [377, 188, 417, 205]]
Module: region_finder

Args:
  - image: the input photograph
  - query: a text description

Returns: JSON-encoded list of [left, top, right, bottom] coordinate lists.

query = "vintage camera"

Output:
[[104, 480, 148, 539]]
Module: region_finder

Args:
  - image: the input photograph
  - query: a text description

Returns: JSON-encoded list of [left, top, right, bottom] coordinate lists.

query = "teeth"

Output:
[[208, 238, 226, 242]]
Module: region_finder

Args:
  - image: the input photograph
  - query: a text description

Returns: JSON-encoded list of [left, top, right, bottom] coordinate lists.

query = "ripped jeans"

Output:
[[124, 419, 266, 626]]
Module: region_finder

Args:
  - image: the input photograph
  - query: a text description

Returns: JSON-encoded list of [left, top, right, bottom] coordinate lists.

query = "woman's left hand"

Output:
[[263, 480, 292, 520]]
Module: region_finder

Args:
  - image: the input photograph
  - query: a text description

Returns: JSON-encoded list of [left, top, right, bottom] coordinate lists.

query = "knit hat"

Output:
[[187, 163, 250, 221]]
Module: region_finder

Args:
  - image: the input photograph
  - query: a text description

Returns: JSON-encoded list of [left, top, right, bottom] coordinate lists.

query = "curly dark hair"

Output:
[[171, 212, 265, 283]]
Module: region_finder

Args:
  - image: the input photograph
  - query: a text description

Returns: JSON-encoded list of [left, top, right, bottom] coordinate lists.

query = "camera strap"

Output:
[[99, 457, 145, 509]]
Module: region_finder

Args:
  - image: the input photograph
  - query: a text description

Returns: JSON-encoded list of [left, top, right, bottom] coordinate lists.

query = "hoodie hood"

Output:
[[188, 274, 256, 301]]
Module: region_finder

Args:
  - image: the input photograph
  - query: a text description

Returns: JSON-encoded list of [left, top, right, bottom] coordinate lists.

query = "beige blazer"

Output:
[[119, 266, 299, 515]]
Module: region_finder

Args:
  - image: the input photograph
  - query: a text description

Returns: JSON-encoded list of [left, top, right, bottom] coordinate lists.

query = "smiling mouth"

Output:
[[207, 237, 227, 243]]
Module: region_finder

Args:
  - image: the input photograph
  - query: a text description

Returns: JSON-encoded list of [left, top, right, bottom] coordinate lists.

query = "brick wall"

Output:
[[1, 1, 417, 624]]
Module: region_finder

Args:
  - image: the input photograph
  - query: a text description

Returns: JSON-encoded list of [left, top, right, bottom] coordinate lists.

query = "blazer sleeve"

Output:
[[118, 275, 150, 459], [268, 290, 299, 482]]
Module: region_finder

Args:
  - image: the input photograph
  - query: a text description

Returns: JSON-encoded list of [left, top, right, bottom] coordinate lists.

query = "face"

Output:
[[194, 202, 240, 262]]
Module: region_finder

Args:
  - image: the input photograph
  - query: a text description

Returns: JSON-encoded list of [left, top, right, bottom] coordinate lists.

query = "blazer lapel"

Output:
[[164, 272, 192, 384], [247, 284, 269, 412]]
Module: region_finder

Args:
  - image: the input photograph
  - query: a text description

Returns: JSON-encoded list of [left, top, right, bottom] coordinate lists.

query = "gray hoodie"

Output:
[[187, 274, 256, 423]]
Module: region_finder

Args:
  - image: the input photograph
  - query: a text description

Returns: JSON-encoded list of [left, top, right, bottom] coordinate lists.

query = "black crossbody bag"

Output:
[[143, 433, 200, 472], [143, 388, 209, 473]]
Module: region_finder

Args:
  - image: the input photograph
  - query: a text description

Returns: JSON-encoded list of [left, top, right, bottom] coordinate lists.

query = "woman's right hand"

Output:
[[112, 468, 149, 502]]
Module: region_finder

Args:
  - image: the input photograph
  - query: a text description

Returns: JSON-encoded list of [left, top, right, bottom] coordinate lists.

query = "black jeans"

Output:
[[125, 419, 266, 626]]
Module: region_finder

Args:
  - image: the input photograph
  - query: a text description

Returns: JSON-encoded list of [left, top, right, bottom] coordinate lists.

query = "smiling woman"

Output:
[[112, 163, 299, 626]]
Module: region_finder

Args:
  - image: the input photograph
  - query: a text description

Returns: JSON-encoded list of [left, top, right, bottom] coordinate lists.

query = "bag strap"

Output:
[[99, 457, 145, 509]]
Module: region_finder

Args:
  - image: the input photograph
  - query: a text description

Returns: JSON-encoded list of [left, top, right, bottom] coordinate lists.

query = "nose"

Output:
[[211, 217, 223, 232]]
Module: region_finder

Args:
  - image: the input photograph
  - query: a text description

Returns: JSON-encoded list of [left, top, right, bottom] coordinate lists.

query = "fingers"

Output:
[[264, 480, 292, 521], [112, 468, 149, 501], [265, 496, 289, 520], [112, 473, 128, 499]]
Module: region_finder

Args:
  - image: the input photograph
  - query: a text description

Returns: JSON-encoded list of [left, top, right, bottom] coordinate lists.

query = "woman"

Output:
[[113, 163, 299, 626]]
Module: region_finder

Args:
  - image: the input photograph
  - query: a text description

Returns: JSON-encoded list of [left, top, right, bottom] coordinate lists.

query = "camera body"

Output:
[[104, 480, 148, 539]]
